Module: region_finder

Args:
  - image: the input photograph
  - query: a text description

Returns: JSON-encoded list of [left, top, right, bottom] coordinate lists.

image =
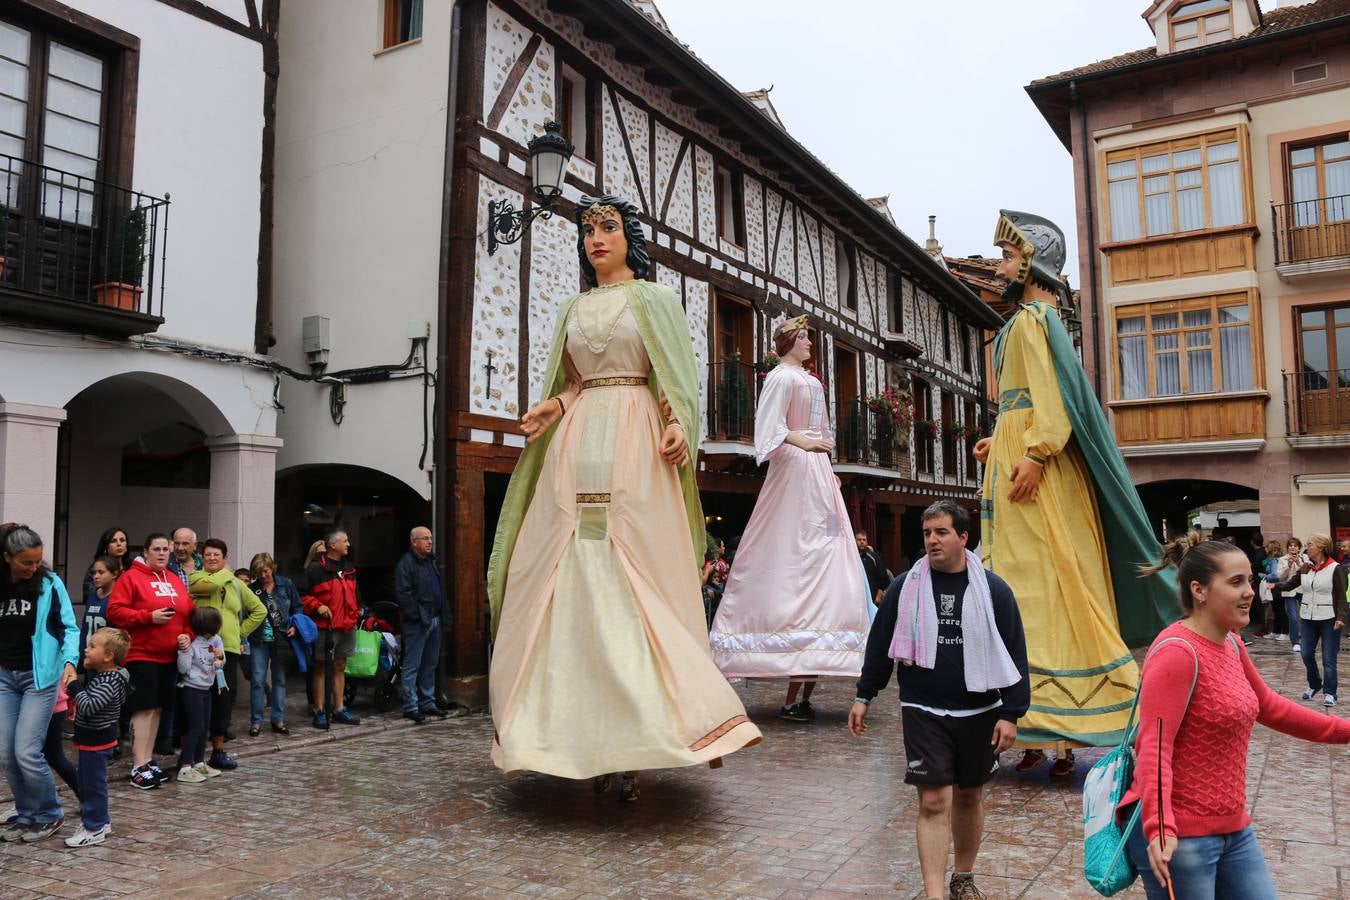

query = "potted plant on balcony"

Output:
[[913, 418, 936, 441], [865, 389, 913, 462], [93, 205, 147, 311], [753, 353, 780, 381], [716, 354, 753, 439], [944, 422, 968, 441]]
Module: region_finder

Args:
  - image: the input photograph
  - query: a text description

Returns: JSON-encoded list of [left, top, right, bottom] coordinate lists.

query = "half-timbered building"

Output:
[[272, 0, 1001, 703]]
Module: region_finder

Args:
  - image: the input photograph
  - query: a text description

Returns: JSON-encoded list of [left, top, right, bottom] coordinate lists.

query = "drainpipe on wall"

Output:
[[1071, 81, 1104, 400], [433, 0, 464, 707]]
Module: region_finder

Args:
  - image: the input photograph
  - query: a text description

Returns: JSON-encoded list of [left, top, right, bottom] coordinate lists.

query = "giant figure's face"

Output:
[[582, 210, 629, 282], [786, 330, 811, 364]]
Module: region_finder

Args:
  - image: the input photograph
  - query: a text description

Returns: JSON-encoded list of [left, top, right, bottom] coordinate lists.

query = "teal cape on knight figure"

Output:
[[983, 209, 1176, 748]]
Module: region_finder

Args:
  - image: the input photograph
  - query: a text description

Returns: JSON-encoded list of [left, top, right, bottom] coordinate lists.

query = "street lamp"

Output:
[[486, 120, 574, 255]]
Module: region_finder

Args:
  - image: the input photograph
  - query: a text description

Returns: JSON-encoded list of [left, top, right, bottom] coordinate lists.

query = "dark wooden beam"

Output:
[[644, 68, 678, 88], [152, 0, 261, 42], [614, 45, 645, 66]]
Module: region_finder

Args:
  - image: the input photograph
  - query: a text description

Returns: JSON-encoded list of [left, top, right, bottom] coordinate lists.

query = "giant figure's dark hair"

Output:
[[575, 194, 650, 287]]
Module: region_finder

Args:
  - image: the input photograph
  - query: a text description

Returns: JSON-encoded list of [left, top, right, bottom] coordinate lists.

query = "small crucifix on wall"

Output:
[[484, 349, 498, 397]]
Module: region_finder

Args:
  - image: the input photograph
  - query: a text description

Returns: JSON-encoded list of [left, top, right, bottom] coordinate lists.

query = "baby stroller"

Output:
[[342, 600, 404, 713]]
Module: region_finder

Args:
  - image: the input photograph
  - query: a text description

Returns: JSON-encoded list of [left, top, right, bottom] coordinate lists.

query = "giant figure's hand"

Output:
[[972, 437, 992, 464], [1008, 458, 1043, 503], [786, 431, 835, 454], [520, 398, 564, 444], [660, 422, 689, 467]]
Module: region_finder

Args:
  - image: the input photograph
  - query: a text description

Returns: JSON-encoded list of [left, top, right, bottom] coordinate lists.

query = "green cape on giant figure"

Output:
[[485, 280, 705, 637]]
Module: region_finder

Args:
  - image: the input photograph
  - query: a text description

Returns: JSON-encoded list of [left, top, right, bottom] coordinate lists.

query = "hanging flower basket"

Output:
[[914, 419, 936, 440]]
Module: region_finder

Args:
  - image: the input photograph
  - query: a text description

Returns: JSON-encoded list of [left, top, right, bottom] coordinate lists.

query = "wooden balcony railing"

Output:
[[1284, 368, 1350, 436], [707, 359, 757, 443]]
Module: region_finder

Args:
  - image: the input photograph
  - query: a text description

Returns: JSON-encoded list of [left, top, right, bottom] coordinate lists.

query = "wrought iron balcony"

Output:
[[706, 359, 758, 445], [1283, 369, 1350, 447], [1271, 195, 1350, 276], [0, 152, 169, 337], [835, 399, 908, 475]]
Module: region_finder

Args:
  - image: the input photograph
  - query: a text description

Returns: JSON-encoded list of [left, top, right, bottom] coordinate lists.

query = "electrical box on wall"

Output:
[[406, 320, 430, 340], [302, 315, 331, 371]]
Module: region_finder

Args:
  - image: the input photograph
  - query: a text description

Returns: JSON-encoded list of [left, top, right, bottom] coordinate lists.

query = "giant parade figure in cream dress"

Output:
[[486, 195, 761, 802], [709, 317, 871, 722]]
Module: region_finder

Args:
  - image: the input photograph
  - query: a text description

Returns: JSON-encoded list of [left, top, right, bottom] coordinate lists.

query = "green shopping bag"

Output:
[[346, 630, 381, 678]]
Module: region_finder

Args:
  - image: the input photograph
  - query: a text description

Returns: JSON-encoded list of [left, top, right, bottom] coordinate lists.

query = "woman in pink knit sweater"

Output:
[[1119, 532, 1350, 899]]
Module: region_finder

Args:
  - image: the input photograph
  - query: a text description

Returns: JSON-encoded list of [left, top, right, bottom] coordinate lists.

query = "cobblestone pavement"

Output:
[[1, 637, 1347, 898]]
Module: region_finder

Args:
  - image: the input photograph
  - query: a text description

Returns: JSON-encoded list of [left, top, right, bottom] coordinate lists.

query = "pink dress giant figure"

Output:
[[709, 317, 871, 720]]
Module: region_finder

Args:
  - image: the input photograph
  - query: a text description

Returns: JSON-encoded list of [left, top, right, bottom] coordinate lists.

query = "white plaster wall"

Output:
[[744, 174, 765, 270], [601, 89, 644, 209], [485, 3, 533, 125], [769, 192, 795, 284], [684, 278, 710, 443], [798, 212, 820, 300], [616, 93, 651, 212], [665, 139, 694, 237], [58, 1, 264, 353], [469, 180, 522, 419], [527, 212, 580, 405], [822, 229, 838, 309], [652, 122, 682, 225], [270, 0, 450, 498], [694, 146, 716, 245]]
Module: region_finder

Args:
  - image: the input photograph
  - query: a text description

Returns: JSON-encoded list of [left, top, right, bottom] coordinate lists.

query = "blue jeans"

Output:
[[1285, 597, 1302, 646], [249, 641, 287, 726], [1300, 618, 1342, 699], [1127, 820, 1276, 899], [0, 667, 61, 825], [401, 617, 441, 714], [76, 747, 112, 831]]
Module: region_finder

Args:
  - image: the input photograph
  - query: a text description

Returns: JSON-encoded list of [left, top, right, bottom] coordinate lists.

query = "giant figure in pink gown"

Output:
[[708, 316, 871, 720]]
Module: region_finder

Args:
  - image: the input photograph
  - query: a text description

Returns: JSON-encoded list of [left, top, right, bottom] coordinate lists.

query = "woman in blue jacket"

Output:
[[247, 553, 303, 735], [0, 524, 79, 843]]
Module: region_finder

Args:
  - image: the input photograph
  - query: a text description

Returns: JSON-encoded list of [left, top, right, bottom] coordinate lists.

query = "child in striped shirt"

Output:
[[64, 627, 131, 848]]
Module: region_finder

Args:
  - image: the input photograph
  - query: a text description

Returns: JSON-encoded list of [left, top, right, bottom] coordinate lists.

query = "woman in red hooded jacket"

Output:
[[106, 533, 193, 789]]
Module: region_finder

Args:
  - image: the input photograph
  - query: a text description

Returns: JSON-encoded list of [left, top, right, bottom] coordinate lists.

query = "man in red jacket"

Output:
[[106, 533, 194, 789], [301, 530, 362, 729]]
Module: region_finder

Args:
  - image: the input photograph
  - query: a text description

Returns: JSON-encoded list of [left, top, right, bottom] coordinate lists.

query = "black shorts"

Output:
[[125, 660, 177, 713], [901, 706, 1001, 789]]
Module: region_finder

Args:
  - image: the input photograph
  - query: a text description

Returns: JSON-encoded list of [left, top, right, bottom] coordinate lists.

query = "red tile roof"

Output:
[[1031, 0, 1350, 86]]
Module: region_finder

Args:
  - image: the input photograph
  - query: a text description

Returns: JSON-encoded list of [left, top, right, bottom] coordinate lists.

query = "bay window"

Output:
[[1106, 130, 1247, 241], [1115, 293, 1255, 399]]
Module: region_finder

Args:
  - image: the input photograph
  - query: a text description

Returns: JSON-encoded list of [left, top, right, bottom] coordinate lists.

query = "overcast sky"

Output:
[[654, 0, 1165, 283]]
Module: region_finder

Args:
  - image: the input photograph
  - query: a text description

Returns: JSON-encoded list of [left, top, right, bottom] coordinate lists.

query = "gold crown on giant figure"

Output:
[[774, 315, 809, 338]]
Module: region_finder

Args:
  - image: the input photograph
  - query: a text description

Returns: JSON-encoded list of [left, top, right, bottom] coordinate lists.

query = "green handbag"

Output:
[[346, 630, 381, 678]]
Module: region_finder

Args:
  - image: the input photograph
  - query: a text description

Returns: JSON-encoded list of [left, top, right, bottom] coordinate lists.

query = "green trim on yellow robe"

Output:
[[486, 280, 705, 637]]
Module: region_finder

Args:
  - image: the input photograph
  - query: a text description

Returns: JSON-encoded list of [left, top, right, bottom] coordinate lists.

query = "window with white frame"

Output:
[[1106, 130, 1246, 241], [1115, 293, 1254, 400]]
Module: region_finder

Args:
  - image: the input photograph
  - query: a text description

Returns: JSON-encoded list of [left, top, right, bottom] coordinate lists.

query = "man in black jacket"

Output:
[[855, 530, 892, 608], [394, 527, 453, 723], [848, 501, 1028, 900]]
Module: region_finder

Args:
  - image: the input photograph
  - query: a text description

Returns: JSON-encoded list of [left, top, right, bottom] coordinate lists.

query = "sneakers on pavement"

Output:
[[129, 766, 159, 790], [208, 750, 238, 771], [950, 872, 986, 900], [0, 821, 27, 842], [146, 762, 166, 785], [1302, 688, 1320, 700], [1325, 695, 1337, 707], [21, 817, 63, 842], [420, 706, 448, 719], [0, 804, 15, 825], [312, 711, 329, 730], [1292, 644, 1302, 653], [331, 708, 361, 725], [1275, 633, 1289, 642], [403, 710, 427, 725], [194, 762, 222, 778], [176, 766, 206, 784], [779, 703, 810, 722], [64, 824, 110, 847]]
